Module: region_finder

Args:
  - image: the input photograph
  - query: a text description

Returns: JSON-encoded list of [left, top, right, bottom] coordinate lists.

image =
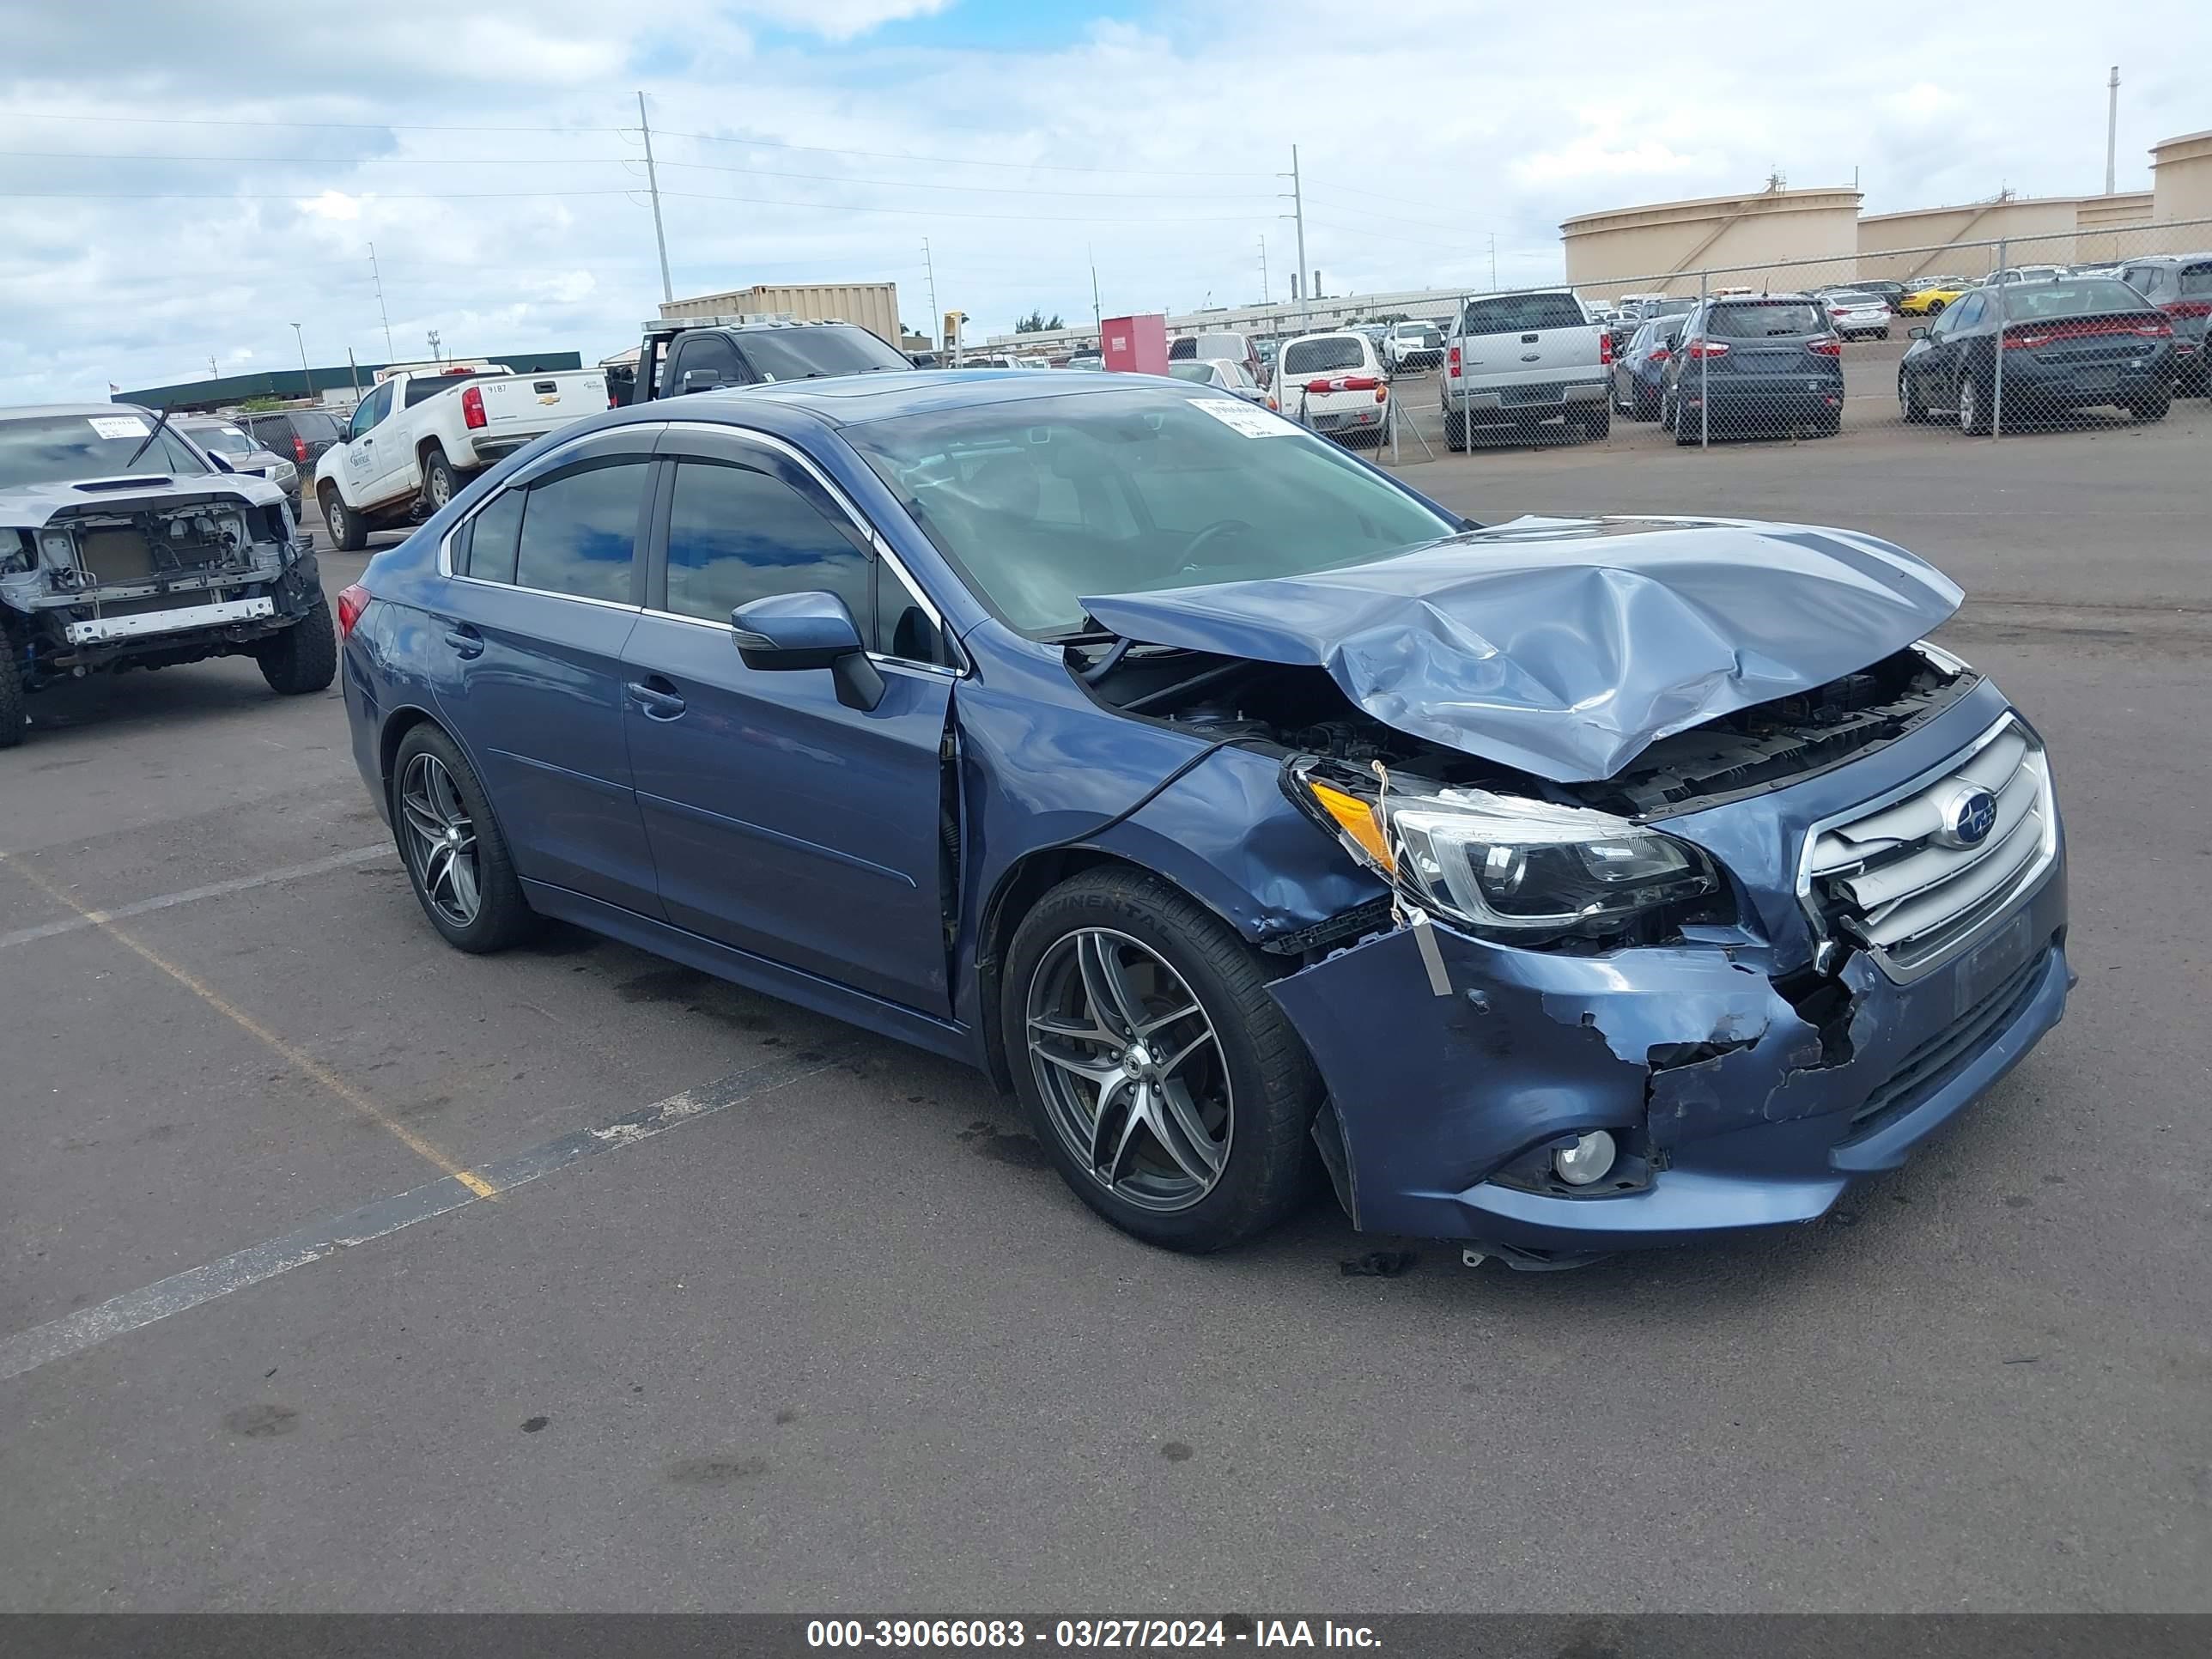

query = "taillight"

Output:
[[1688, 341, 1730, 360], [1807, 337, 1843, 356], [336, 583, 372, 641], [461, 385, 486, 429], [1598, 330, 1613, 366], [1374, 384, 1389, 404], [1447, 345, 1462, 378], [292, 434, 308, 464], [2134, 319, 2175, 337], [2160, 300, 2212, 319], [1650, 348, 1673, 363]]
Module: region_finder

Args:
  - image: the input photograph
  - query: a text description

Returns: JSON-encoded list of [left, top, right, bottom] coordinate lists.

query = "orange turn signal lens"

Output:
[[1308, 781, 1394, 873]]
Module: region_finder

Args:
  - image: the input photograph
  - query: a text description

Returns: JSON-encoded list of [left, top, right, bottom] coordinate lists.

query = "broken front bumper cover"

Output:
[[1268, 859, 2069, 1258]]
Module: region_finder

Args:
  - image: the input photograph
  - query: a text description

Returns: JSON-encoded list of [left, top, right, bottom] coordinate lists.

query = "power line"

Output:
[[4, 110, 621, 134], [648, 125, 1274, 179]]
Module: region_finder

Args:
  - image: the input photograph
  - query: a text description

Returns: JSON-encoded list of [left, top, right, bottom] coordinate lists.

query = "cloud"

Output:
[[1, 0, 2207, 399]]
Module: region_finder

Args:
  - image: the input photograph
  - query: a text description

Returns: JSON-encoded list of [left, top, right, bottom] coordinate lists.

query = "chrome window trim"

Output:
[[1795, 710, 2059, 984]]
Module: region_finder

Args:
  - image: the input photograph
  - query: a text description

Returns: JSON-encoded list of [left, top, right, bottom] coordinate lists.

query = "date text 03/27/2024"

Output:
[[805, 1620, 1382, 1649]]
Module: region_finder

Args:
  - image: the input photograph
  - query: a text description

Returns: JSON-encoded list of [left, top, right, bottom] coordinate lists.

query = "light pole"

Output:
[[290, 323, 313, 398]]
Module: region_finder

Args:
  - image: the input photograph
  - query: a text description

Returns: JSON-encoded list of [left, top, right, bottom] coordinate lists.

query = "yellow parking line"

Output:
[[0, 849, 496, 1199]]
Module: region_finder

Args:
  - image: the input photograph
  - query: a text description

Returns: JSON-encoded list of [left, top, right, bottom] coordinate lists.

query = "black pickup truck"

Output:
[[610, 316, 915, 405]]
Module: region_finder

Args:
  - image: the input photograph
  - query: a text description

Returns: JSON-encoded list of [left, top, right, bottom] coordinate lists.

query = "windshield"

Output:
[[0, 412, 211, 490], [2002, 279, 2156, 319], [1706, 301, 1827, 337], [1167, 363, 1219, 384], [1281, 336, 1366, 374], [186, 423, 257, 455], [1459, 293, 1588, 335], [845, 386, 1456, 635], [738, 325, 910, 381]]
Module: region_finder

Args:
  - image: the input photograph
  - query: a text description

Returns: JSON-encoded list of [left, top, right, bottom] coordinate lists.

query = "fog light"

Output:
[[1553, 1131, 1617, 1187]]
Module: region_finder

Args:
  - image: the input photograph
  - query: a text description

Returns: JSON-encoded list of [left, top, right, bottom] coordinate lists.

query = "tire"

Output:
[[1000, 867, 1322, 1253], [1959, 367, 1992, 435], [0, 627, 25, 750], [421, 447, 459, 513], [1671, 393, 1699, 445], [1925, 298, 1947, 316], [390, 723, 535, 954], [1878, 328, 1892, 341], [321, 486, 368, 553], [1899, 369, 1927, 423], [1632, 386, 1658, 421], [1443, 409, 1468, 452], [1577, 404, 1611, 441], [2127, 384, 2172, 423], [257, 599, 338, 696]]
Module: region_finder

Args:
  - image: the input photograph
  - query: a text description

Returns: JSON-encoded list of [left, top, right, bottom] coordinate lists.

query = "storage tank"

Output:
[[1561, 185, 1861, 302]]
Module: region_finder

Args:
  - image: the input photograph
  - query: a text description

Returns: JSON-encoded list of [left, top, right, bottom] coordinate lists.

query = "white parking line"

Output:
[[0, 845, 390, 951], [0, 1047, 848, 1383]]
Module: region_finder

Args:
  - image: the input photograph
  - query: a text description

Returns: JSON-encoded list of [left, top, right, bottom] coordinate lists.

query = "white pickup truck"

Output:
[[313, 363, 607, 550], [1440, 288, 1612, 450]]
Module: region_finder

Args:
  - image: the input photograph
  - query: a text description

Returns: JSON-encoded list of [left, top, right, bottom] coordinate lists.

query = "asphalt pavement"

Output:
[[2, 410, 2208, 1613]]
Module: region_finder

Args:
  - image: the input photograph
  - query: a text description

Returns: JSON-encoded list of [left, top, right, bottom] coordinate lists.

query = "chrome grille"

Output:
[[1802, 716, 2056, 981]]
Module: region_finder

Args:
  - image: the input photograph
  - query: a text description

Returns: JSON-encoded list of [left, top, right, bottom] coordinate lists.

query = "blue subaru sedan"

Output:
[[339, 371, 2070, 1266]]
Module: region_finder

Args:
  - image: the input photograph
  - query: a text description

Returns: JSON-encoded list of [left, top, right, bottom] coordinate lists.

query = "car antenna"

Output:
[[122, 403, 178, 471]]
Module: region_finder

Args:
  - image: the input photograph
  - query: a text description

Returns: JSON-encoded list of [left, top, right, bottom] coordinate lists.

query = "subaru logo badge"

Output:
[[1938, 785, 1999, 848]]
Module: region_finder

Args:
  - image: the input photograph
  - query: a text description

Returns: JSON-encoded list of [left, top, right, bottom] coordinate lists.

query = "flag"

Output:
[[107, 382, 119, 392]]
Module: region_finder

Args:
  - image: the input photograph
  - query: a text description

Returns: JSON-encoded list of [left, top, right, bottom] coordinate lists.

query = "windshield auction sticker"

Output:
[[1188, 397, 1296, 437], [88, 415, 151, 440]]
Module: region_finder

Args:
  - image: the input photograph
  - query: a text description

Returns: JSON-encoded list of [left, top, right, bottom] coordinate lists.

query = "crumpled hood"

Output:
[[0, 471, 286, 530], [1080, 515, 1963, 782]]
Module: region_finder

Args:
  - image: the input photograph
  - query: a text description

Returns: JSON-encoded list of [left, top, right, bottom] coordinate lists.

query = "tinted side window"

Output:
[[463, 486, 526, 582], [1950, 294, 1986, 329], [672, 336, 744, 390], [512, 459, 648, 603], [663, 459, 872, 632]]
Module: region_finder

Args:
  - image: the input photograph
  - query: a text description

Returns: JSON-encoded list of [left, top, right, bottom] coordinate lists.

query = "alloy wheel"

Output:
[[1959, 377, 1978, 432], [398, 752, 482, 927], [1025, 928, 1232, 1212]]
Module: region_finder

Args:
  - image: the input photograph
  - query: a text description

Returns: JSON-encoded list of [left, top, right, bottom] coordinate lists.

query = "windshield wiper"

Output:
[[122, 403, 177, 471]]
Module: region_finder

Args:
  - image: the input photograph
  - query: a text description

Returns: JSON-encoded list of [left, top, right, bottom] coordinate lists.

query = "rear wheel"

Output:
[[257, 599, 337, 695], [1577, 404, 1611, 441], [2127, 384, 2171, 422], [1443, 409, 1468, 452], [422, 446, 459, 513], [1001, 868, 1321, 1253], [0, 629, 24, 750], [321, 487, 368, 553], [391, 724, 534, 954], [1925, 297, 1947, 316]]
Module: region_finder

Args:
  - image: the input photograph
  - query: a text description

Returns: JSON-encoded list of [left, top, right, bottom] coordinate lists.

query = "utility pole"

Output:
[[290, 322, 313, 398], [367, 244, 393, 360], [1283, 144, 1310, 327], [1089, 243, 1103, 339], [207, 355, 218, 378], [922, 237, 940, 349], [1259, 235, 1269, 305], [639, 90, 674, 304], [427, 328, 441, 364], [2105, 65, 2120, 194], [1487, 233, 1498, 292]]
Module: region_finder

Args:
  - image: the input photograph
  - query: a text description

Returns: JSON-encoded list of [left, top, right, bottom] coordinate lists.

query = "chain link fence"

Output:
[[1125, 217, 2212, 468]]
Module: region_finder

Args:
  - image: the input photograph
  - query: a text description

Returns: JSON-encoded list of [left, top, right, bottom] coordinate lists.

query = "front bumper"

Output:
[[1268, 828, 2069, 1261]]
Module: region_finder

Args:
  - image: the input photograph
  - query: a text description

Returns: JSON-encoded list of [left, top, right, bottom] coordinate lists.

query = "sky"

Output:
[[3, 0, 2207, 402]]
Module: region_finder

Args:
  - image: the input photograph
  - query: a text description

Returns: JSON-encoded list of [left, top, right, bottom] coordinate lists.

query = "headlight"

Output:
[[1289, 762, 1720, 940]]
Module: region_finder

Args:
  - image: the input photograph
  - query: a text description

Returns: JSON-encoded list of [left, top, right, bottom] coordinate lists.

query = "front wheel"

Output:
[[1001, 869, 1321, 1253], [321, 488, 368, 553], [391, 724, 534, 954], [257, 599, 337, 695], [1899, 369, 1927, 423], [1959, 368, 1993, 435], [0, 629, 24, 749]]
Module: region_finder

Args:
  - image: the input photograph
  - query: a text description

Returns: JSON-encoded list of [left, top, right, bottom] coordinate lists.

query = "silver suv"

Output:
[[2115, 252, 2212, 394]]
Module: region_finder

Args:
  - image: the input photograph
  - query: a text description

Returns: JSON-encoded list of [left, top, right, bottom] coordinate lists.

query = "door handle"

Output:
[[626, 680, 687, 720], [443, 626, 483, 659]]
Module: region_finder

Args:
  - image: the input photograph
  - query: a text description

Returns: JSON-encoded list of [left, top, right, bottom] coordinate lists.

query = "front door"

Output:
[[340, 380, 394, 507], [430, 426, 663, 918], [621, 428, 957, 1016]]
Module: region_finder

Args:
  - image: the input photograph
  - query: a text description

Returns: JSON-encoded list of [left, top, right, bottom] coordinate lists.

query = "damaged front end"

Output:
[[1078, 622, 2069, 1266], [1, 481, 315, 687]]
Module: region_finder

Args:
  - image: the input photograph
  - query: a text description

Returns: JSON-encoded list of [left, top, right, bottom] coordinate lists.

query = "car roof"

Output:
[[0, 401, 161, 421], [643, 368, 1164, 429]]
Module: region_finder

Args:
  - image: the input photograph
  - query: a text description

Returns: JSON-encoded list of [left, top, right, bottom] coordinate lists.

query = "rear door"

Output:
[[621, 424, 958, 1016], [430, 425, 662, 918]]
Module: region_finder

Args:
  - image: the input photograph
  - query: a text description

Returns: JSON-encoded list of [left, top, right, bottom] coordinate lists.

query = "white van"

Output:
[[1169, 331, 1267, 387]]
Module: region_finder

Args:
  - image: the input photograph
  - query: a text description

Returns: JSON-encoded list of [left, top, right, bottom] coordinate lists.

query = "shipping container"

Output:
[[659, 283, 902, 347]]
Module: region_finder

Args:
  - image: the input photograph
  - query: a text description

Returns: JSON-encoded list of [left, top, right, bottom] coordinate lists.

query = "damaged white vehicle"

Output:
[[0, 404, 337, 745]]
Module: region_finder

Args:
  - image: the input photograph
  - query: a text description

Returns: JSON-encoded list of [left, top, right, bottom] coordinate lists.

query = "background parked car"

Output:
[[1613, 313, 1690, 420], [1819, 290, 1893, 341], [1382, 319, 1445, 373], [1662, 295, 1843, 444], [1850, 279, 1908, 312], [1442, 288, 1610, 449], [1277, 331, 1392, 445], [1169, 357, 1276, 408], [2115, 251, 2212, 393], [1898, 275, 2175, 434], [239, 405, 345, 473], [1899, 277, 1978, 316], [1168, 331, 1266, 388], [177, 415, 301, 511]]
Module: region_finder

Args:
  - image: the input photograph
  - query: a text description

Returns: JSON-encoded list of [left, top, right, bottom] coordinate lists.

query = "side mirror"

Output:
[[1907, 325, 1929, 340], [679, 368, 725, 393], [730, 592, 883, 711]]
